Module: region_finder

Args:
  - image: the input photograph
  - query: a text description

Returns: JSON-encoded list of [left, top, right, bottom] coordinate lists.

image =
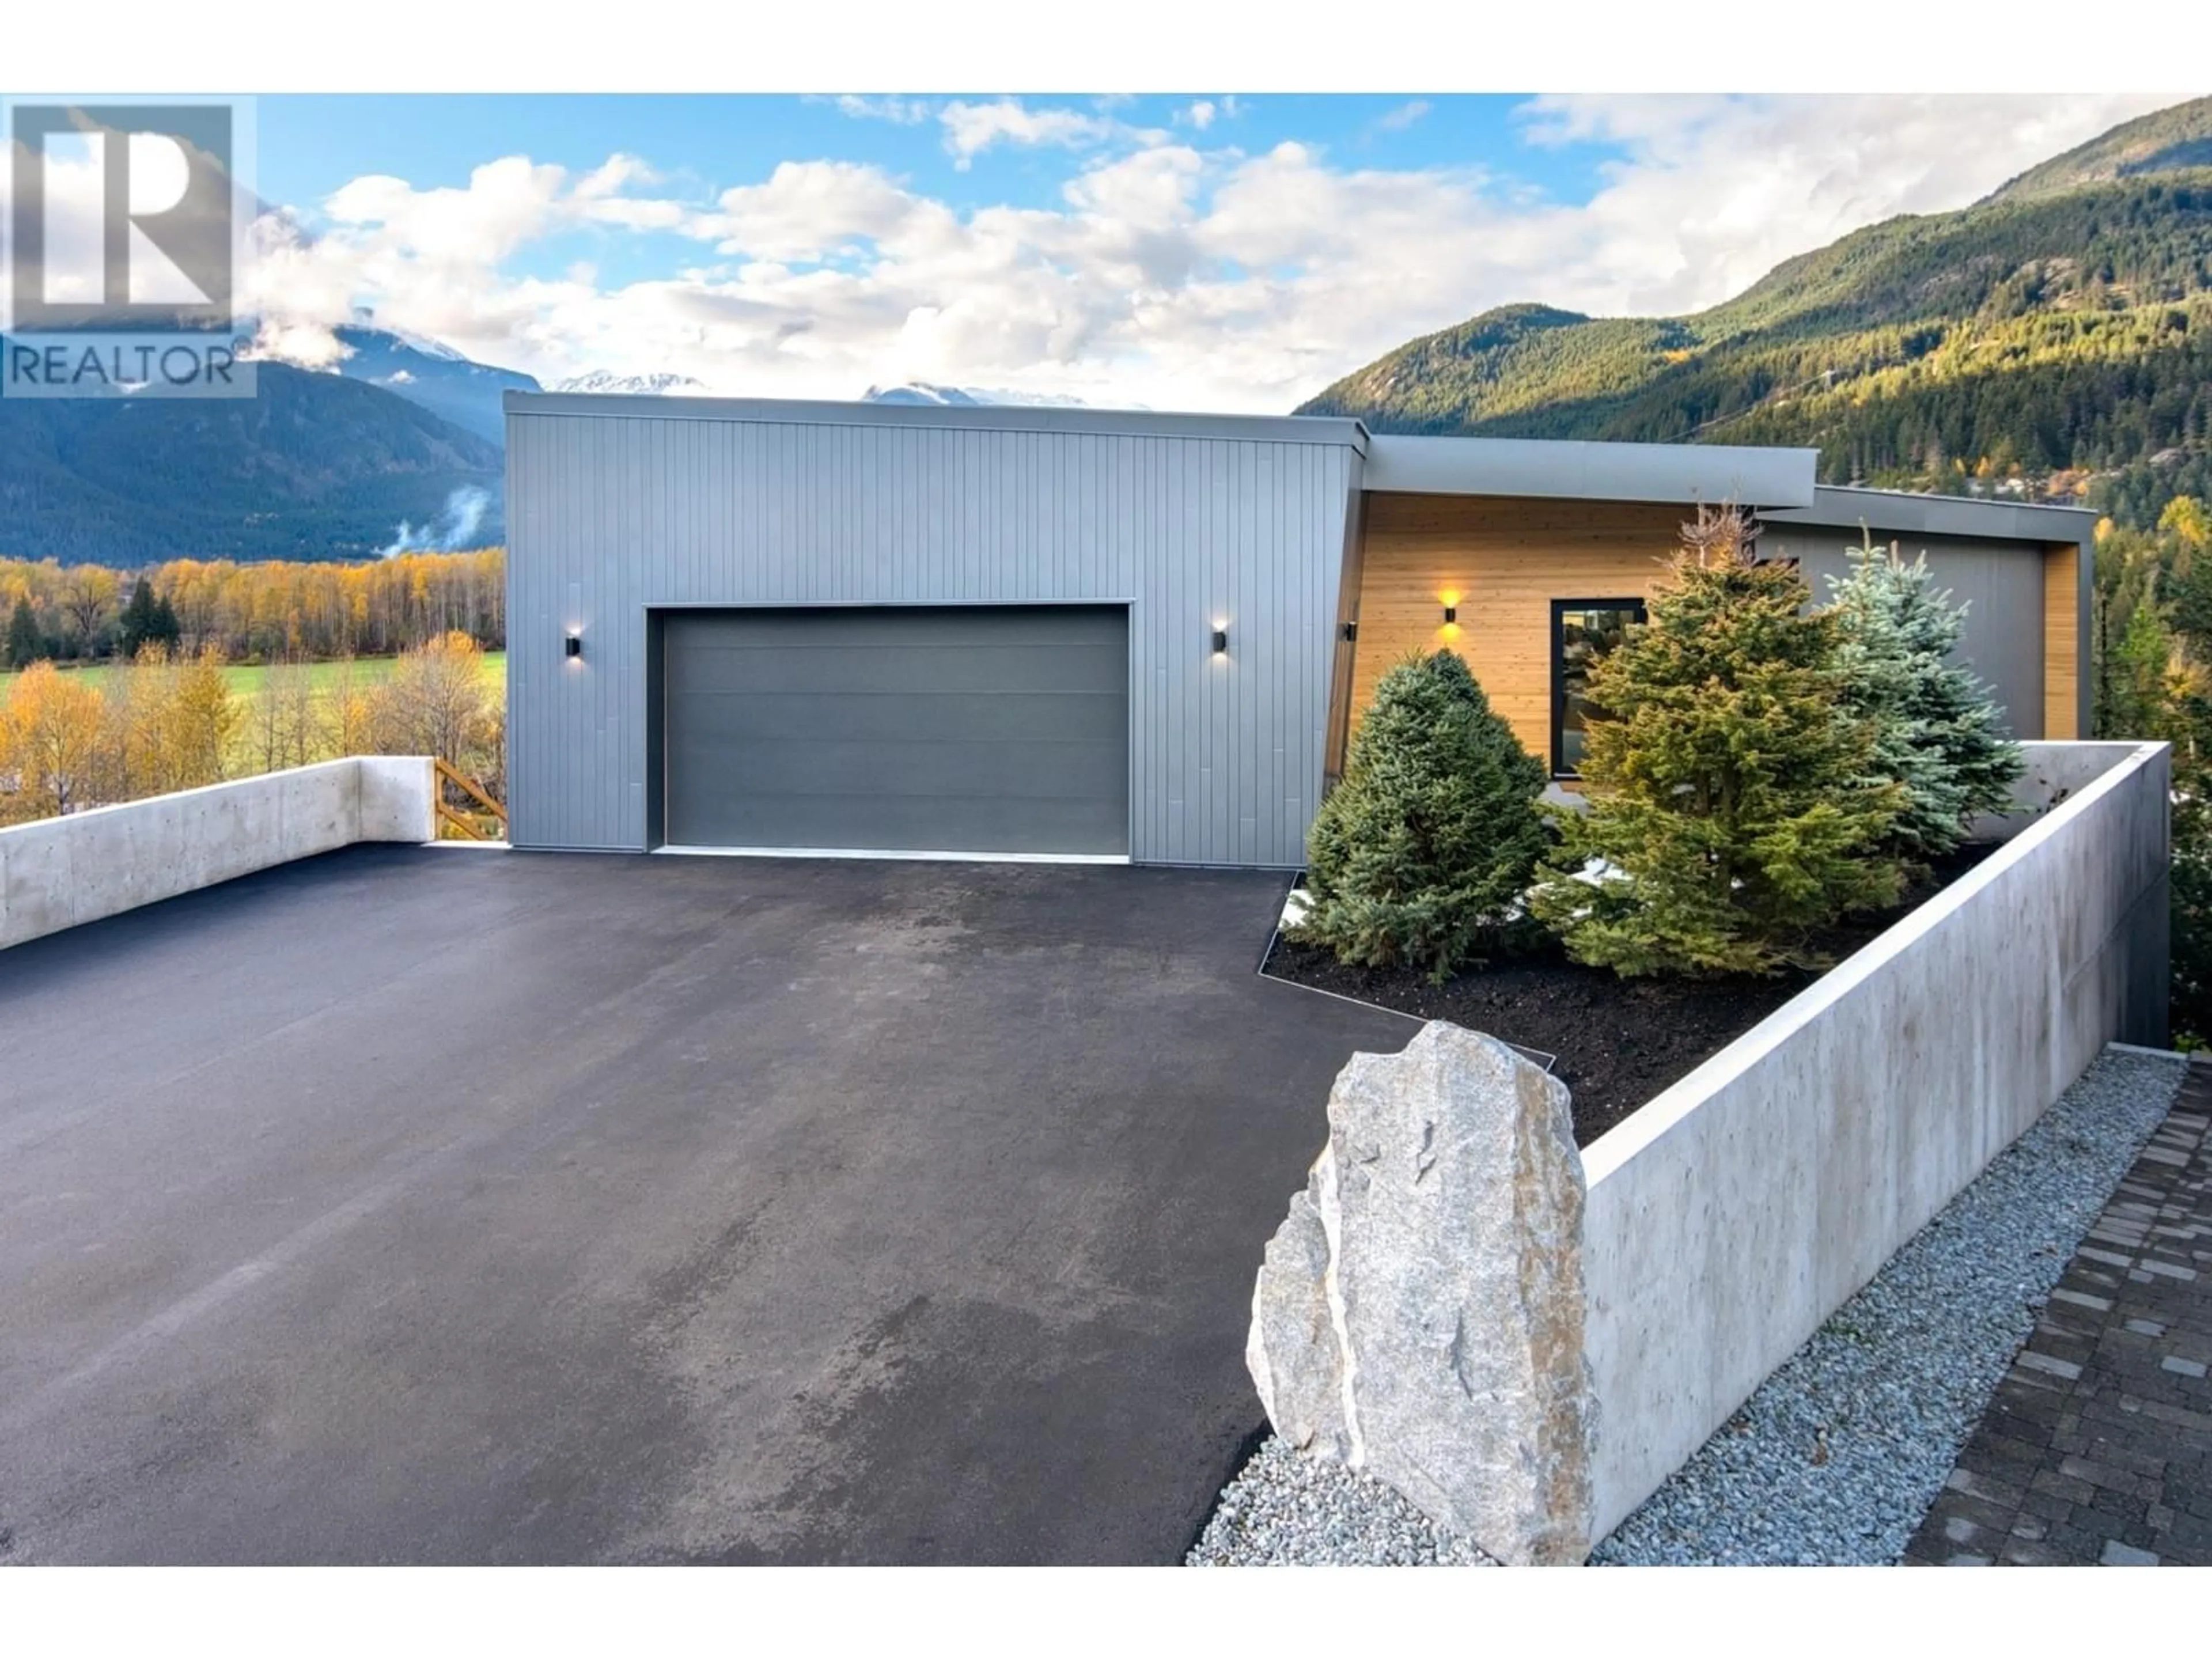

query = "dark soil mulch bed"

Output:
[[1266, 845, 2001, 1147]]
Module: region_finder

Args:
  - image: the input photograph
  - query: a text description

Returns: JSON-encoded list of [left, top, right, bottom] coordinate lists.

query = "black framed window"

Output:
[[1551, 599, 1646, 778]]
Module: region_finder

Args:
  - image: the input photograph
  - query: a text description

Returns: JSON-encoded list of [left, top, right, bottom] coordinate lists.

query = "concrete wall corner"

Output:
[[356, 756, 438, 843]]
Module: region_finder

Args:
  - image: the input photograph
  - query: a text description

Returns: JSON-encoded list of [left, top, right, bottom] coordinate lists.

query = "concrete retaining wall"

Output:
[[0, 757, 436, 950], [1580, 739, 2171, 1543]]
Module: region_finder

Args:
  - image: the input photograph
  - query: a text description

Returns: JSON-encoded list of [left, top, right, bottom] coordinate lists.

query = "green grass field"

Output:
[[0, 652, 507, 700]]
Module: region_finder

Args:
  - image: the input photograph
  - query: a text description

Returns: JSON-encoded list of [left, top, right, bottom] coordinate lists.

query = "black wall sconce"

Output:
[[565, 631, 583, 659], [1442, 604, 1457, 624], [1341, 620, 1357, 642], [1210, 626, 1229, 656]]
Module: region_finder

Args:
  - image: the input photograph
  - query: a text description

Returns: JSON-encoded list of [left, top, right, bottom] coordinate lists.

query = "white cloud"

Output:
[[233, 94, 2192, 416], [938, 99, 1119, 168], [1181, 100, 1216, 131], [827, 94, 930, 126], [247, 316, 352, 369], [573, 152, 658, 198], [1514, 93, 2179, 313], [235, 151, 695, 368], [320, 158, 569, 269], [1374, 100, 1430, 133], [699, 160, 916, 261]]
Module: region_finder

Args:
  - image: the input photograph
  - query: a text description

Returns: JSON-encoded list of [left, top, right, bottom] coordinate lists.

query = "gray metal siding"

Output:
[[507, 410, 1362, 865], [1762, 526, 2047, 740], [661, 607, 1129, 855]]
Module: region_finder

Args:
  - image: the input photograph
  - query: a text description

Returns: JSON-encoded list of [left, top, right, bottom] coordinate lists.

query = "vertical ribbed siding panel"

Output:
[[1168, 442, 1185, 871], [505, 409, 1357, 864], [1266, 446, 1291, 866], [1225, 441, 1244, 868], [1207, 441, 1230, 864], [1222, 443, 1246, 865], [503, 418, 527, 844], [1245, 442, 1270, 866]]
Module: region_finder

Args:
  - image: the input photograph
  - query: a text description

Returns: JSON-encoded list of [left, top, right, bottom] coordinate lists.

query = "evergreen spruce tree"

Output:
[[1826, 531, 2025, 861], [6, 596, 44, 671], [2168, 709, 2212, 1045], [1294, 649, 1549, 983], [149, 590, 181, 650], [117, 577, 159, 657], [2108, 601, 2176, 738], [1528, 506, 1907, 977], [2171, 547, 2212, 647]]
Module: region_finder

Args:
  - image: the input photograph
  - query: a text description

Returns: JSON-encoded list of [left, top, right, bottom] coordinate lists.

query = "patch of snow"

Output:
[[862, 381, 1137, 411], [551, 370, 708, 396], [351, 309, 464, 361]]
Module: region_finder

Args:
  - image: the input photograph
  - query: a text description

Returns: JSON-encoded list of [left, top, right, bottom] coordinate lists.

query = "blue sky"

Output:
[[255, 94, 1614, 293], [260, 95, 1611, 220], [225, 92, 2175, 411]]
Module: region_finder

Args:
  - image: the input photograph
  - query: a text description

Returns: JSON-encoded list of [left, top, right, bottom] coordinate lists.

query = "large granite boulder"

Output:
[[1246, 1020, 1596, 1564]]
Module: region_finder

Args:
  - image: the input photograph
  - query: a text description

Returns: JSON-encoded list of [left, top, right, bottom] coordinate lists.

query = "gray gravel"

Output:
[[1187, 1435, 1497, 1565], [1187, 1044, 2185, 1567]]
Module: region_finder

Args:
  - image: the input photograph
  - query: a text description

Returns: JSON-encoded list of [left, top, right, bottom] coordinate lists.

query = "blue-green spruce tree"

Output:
[[1294, 649, 1549, 982], [1827, 531, 2024, 861]]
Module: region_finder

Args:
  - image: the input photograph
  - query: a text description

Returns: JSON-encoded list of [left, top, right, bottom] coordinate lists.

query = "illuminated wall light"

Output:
[[1210, 624, 1229, 656], [564, 630, 583, 660], [1442, 605, 1457, 624]]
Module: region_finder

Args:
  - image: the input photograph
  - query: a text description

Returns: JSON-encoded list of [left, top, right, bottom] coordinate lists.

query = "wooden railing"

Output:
[[433, 757, 509, 842]]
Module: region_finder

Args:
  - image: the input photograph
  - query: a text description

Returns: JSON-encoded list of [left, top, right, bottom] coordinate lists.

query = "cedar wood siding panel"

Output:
[[1350, 492, 2062, 764], [2044, 541, 2082, 741], [1349, 492, 1687, 767]]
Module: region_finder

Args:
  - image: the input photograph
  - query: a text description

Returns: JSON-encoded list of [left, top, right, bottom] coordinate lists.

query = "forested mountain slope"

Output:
[[0, 358, 505, 566], [1299, 97, 2212, 525]]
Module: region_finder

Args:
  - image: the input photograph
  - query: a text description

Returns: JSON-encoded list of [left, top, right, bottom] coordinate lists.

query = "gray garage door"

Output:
[[662, 606, 1130, 855]]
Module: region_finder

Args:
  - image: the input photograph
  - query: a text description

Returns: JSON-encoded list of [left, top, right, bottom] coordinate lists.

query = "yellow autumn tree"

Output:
[[366, 631, 506, 830], [0, 660, 107, 821], [250, 655, 319, 772], [368, 631, 498, 771], [2160, 496, 2209, 575], [320, 653, 376, 759], [58, 565, 119, 650], [0, 548, 504, 662], [151, 645, 242, 791], [98, 643, 178, 800]]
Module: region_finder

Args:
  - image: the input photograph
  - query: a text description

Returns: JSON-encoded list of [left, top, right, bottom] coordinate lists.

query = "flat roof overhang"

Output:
[[503, 390, 1371, 453], [505, 392, 2096, 548], [1762, 484, 2098, 546], [1362, 432, 1819, 509]]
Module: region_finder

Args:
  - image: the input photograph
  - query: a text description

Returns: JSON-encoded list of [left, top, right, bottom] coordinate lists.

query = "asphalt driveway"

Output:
[[0, 847, 1411, 1564]]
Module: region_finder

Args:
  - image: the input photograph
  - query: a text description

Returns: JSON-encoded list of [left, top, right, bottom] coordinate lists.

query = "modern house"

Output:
[[503, 393, 2095, 868]]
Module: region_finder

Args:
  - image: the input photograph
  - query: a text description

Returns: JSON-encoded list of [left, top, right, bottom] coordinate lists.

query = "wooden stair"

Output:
[[433, 757, 508, 842]]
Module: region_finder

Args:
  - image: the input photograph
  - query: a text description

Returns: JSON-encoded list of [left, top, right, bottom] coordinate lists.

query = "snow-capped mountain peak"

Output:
[[862, 382, 988, 407], [349, 308, 465, 362], [551, 370, 709, 397], [863, 382, 1104, 410]]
